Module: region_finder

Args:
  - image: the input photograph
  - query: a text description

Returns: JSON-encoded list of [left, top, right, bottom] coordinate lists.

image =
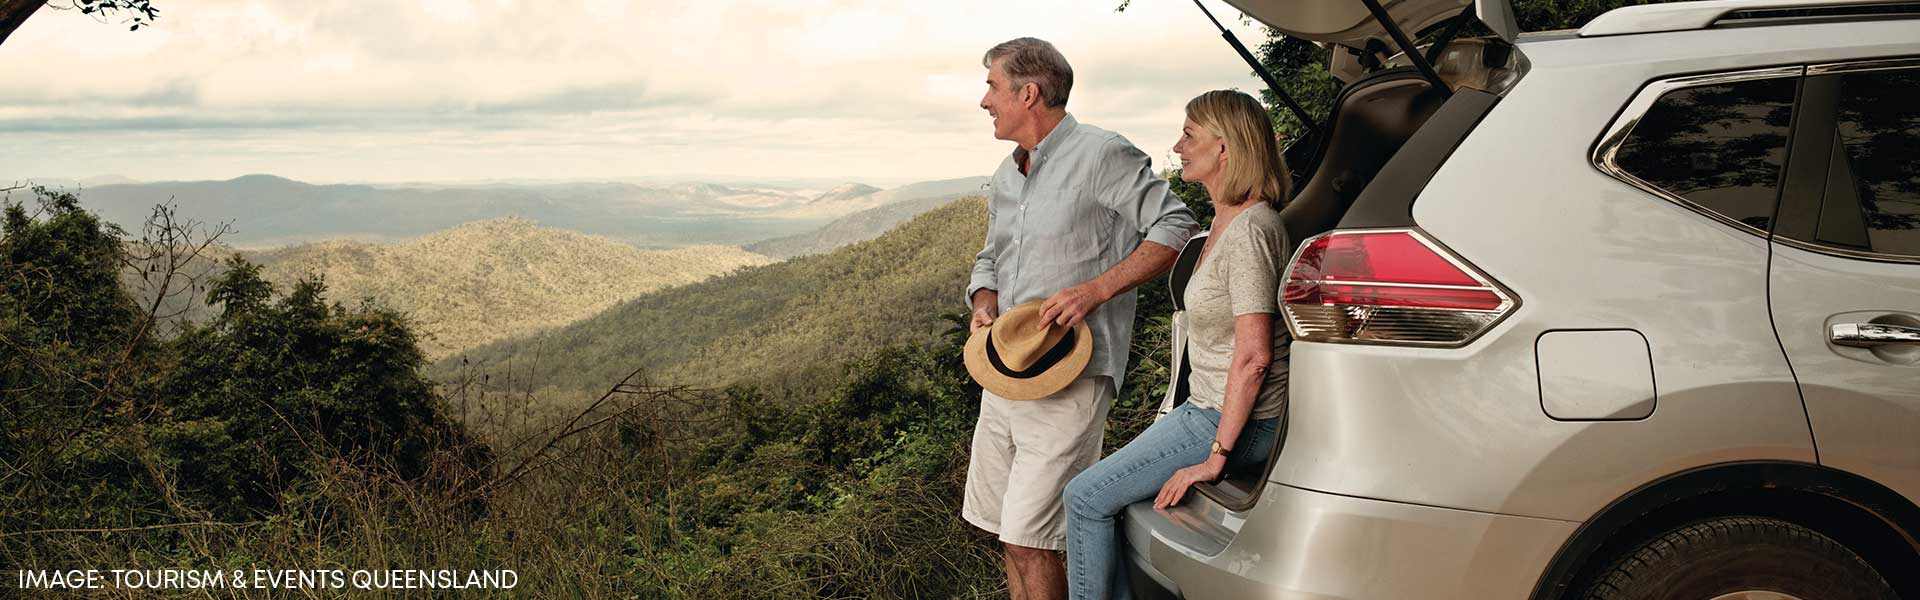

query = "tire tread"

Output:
[[1582, 516, 1896, 600]]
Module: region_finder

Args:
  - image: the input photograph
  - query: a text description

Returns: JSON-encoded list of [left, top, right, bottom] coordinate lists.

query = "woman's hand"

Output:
[[1154, 456, 1225, 510]]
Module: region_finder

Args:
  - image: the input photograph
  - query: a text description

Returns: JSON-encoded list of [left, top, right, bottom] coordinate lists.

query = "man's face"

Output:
[[979, 57, 1028, 142]]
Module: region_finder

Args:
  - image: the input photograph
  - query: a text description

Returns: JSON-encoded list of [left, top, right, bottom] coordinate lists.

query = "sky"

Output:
[[0, 0, 1272, 186]]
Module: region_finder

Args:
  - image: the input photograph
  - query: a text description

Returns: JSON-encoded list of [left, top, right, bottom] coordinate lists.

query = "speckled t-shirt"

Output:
[[1181, 201, 1291, 420]]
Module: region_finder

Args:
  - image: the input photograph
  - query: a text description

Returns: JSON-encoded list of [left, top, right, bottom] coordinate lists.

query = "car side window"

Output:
[[1613, 77, 1798, 231], [1817, 68, 1920, 257]]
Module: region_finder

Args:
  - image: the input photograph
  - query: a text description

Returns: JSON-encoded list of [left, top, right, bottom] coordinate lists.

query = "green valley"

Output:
[[436, 196, 990, 396]]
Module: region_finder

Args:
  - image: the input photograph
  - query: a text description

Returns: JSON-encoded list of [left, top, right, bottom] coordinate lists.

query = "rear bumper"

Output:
[[1124, 482, 1579, 600]]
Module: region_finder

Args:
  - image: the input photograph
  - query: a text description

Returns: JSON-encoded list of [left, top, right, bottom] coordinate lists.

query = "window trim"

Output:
[[1807, 56, 1920, 76], [1774, 234, 1920, 264], [1778, 58, 1920, 264], [1590, 65, 1806, 239]]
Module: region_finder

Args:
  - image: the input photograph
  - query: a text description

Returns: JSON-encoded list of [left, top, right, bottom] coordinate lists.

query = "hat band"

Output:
[[985, 328, 1078, 379]]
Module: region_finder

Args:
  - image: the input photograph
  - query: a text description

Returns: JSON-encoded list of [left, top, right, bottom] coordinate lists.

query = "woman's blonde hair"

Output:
[[1185, 90, 1291, 207]]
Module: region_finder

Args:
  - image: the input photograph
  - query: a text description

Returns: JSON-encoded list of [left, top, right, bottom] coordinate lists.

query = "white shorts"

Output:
[[962, 376, 1115, 551]]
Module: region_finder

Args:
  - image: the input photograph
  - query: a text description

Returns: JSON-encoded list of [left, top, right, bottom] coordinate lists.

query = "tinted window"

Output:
[[1827, 69, 1920, 257], [1614, 77, 1798, 231]]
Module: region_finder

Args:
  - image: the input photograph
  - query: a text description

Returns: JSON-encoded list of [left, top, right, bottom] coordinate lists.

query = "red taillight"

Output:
[[1283, 229, 1515, 345]]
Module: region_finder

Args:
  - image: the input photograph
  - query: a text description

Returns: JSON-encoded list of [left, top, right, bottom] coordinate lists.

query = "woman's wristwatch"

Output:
[[1208, 440, 1230, 481]]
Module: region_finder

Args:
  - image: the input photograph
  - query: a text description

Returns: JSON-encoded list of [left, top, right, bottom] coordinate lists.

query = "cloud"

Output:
[[0, 0, 1274, 183]]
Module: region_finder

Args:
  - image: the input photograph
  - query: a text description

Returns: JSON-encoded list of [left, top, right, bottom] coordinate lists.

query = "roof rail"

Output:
[[1580, 0, 1920, 37]]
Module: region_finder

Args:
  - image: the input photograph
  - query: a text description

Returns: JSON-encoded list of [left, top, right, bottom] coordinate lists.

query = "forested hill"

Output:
[[745, 191, 978, 259], [431, 196, 989, 396], [743, 176, 988, 259], [254, 217, 774, 359]]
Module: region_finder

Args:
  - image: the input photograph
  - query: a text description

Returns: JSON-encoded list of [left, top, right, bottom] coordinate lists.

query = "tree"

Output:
[[0, 0, 157, 48], [1, 188, 489, 535]]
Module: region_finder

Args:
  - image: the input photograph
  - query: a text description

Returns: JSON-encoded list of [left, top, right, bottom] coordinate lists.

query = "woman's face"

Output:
[[1173, 118, 1226, 188]]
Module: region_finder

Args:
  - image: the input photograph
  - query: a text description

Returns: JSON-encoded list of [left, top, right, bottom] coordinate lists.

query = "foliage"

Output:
[[1508, 0, 1673, 31], [253, 218, 773, 359], [1, 187, 162, 533], [160, 258, 492, 520], [628, 331, 1003, 598], [5, 188, 1001, 598], [438, 197, 992, 398], [2, 187, 487, 543], [2, 187, 142, 349], [0, 0, 158, 53], [68, 0, 158, 29]]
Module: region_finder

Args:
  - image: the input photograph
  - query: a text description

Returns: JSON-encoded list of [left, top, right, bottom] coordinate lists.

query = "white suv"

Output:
[[1127, 1, 1920, 598]]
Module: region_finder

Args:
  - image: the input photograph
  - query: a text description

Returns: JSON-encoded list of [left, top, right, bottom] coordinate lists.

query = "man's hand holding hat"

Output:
[[964, 300, 1093, 400], [970, 288, 1000, 334], [1038, 280, 1111, 327]]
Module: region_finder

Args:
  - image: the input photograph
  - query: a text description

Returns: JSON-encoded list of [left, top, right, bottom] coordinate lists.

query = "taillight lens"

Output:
[[1282, 229, 1515, 346]]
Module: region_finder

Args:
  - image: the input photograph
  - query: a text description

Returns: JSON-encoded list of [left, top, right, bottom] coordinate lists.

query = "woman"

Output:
[[1062, 89, 1292, 600]]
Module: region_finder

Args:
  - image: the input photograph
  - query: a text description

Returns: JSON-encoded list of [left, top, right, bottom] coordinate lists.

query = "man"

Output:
[[963, 37, 1198, 600]]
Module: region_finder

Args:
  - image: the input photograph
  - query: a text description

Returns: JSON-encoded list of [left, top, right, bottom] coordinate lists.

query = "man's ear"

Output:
[[1021, 82, 1041, 109]]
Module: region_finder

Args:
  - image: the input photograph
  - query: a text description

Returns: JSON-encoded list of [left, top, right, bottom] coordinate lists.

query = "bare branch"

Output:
[[469, 368, 716, 501]]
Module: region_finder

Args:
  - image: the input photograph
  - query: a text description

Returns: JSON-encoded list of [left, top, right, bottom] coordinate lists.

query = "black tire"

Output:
[[1582, 516, 1897, 600]]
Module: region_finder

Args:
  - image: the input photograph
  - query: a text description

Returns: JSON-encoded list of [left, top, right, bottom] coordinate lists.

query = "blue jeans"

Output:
[[1062, 403, 1280, 600]]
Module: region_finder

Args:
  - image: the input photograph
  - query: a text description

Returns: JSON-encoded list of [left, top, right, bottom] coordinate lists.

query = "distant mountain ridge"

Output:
[[747, 182, 983, 259], [433, 195, 990, 396], [57, 174, 985, 250], [811, 183, 883, 204], [253, 217, 774, 359]]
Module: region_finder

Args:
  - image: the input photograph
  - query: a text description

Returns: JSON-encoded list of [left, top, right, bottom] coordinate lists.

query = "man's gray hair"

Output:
[[982, 37, 1073, 109]]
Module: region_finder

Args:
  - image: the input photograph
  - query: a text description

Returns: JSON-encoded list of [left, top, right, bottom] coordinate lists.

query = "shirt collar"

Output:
[[1013, 113, 1078, 172]]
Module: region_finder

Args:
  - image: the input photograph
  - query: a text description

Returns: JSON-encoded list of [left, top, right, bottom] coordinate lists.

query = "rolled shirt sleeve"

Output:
[[966, 194, 1000, 308], [962, 114, 1187, 393], [1095, 137, 1198, 252]]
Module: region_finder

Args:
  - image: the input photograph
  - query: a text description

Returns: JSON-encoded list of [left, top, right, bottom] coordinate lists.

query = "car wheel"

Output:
[[1582, 516, 1896, 600]]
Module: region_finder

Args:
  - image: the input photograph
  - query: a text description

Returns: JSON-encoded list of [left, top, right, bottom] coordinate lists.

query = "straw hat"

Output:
[[964, 300, 1092, 400]]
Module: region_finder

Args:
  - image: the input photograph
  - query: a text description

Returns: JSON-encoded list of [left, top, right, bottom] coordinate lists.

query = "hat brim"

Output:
[[964, 317, 1093, 401]]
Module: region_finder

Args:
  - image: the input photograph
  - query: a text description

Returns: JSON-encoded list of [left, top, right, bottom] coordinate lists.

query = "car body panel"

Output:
[[1769, 243, 1920, 505], [1125, 482, 1577, 599], [1536, 329, 1657, 421], [1271, 40, 1816, 521]]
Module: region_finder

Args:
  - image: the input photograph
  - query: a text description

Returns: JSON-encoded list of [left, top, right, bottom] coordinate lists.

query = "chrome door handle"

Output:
[[1830, 323, 1920, 348]]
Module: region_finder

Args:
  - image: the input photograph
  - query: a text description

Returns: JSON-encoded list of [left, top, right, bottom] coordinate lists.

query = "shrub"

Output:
[[161, 260, 492, 519]]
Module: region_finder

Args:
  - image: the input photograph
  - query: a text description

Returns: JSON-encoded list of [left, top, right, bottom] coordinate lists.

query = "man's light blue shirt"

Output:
[[967, 114, 1199, 394]]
